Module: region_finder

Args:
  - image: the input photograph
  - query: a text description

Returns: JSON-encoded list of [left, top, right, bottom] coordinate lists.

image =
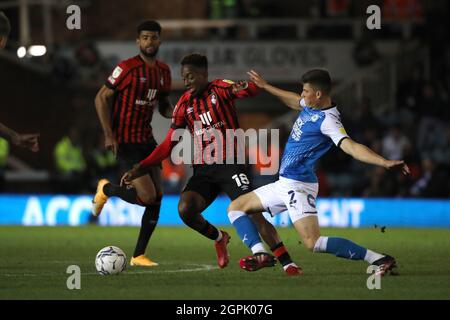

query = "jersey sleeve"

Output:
[[140, 128, 176, 167], [320, 111, 350, 146], [170, 98, 187, 129], [105, 62, 131, 91], [213, 79, 258, 102], [232, 80, 259, 99]]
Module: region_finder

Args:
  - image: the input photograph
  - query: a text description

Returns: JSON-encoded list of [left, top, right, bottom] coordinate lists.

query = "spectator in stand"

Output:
[[353, 31, 381, 68], [409, 158, 450, 198], [325, 0, 352, 18], [382, 0, 423, 20], [53, 127, 87, 193], [382, 126, 412, 161]]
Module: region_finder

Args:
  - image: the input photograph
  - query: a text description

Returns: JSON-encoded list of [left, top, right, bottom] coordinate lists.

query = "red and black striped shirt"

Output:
[[105, 55, 171, 144], [171, 79, 258, 164]]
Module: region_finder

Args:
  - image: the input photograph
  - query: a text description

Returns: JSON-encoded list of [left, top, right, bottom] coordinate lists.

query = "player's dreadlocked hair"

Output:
[[181, 53, 208, 70], [137, 20, 162, 35], [0, 11, 11, 37], [301, 69, 332, 95]]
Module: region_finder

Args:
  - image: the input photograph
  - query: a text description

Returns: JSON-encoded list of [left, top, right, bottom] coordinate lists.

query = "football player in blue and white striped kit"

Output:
[[229, 69, 410, 276]]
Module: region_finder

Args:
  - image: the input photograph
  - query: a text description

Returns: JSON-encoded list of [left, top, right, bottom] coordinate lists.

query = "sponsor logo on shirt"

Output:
[[112, 66, 123, 79], [136, 100, 151, 106]]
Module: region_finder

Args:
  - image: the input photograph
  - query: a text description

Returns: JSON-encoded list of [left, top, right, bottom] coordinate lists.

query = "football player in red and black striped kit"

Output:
[[92, 21, 172, 267], [122, 54, 301, 275]]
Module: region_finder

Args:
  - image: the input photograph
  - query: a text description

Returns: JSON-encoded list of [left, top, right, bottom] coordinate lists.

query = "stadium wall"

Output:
[[96, 41, 401, 82], [0, 195, 449, 228]]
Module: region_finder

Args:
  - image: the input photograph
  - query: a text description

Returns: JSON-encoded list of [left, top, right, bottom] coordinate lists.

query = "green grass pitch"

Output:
[[1, 226, 449, 300]]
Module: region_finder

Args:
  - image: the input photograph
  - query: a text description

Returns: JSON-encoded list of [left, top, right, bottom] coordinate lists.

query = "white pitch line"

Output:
[[0, 264, 218, 277]]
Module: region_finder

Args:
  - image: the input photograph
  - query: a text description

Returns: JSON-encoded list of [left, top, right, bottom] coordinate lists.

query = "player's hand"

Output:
[[384, 160, 410, 175], [232, 80, 248, 93], [105, 136, 118, 156], [120, 163, 145, 186], [247, 70, 268, 89], [12, 133, 40, 152]]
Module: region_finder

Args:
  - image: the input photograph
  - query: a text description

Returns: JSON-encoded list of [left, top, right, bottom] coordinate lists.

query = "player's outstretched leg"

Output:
[[228, 210, 278, 271], [313, 236, 397, 276], [130, 194, 162, 267], [295, 217, 397, 276], [215, 230, 231, 268], [270, 242, 303, 276], [179, 191, 232, 268], [250, 213, 302, 276], [92, 179, 145, 216], [228, 193, 301, 275], [92, 179, 110, 216]]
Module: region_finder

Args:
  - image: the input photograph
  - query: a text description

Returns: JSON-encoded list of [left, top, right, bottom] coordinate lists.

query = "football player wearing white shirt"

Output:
[[230, 69, 410, 276]]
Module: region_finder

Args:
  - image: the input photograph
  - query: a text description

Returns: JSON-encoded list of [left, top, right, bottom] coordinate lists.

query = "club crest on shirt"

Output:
[[210, 94, 217, 105], [187, 106, 194, 114], [160, 77, 164, 86], [311, 114, 319, 122], [339, 127, 347, 135]]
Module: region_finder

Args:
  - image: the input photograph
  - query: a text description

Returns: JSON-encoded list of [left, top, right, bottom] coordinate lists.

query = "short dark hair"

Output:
[[181, 53, 208, 70], [300, 69, 332, 95], [0, 11, 11, 37], [137, 20, 162, 35]]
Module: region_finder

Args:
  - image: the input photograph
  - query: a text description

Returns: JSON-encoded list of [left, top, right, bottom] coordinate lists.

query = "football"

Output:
[[95, 246, 127, 275]]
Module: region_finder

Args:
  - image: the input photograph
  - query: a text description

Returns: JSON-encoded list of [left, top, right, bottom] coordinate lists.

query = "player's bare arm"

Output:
[[0, 122, 39, 152], [95, 85, 118, 155], [247, 70, 301, 110], [121, 127, 178, 184], [340, 137, 410, 175], [158, 96, 173, 118]]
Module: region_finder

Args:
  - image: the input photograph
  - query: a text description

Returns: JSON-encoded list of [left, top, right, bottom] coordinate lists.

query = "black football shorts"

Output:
[[183, 164, 254, 206]]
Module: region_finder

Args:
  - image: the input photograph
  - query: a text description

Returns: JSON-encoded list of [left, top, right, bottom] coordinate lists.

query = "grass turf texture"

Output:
[[0, 226, 449, 300]]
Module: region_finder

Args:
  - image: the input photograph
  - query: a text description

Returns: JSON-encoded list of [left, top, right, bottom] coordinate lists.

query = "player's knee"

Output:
[[227, 209, 247, 224], [303, 237, 319, 252], [178, 201, 196, 223]]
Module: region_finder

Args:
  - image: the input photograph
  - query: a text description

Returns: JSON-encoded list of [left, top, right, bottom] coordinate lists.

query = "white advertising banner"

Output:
[[97, 41, 399, 82]]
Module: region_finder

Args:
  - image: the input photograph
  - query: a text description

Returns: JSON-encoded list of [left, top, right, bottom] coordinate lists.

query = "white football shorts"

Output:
[[253, 177, 318, 223]]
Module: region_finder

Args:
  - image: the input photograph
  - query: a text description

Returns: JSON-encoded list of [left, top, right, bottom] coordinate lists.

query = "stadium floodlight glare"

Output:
[[28, 45, 47, 57], [17, 46, 26, 58]]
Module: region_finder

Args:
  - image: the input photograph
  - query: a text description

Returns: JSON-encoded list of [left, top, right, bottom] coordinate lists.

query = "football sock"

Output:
[[364, 249, 385, 264], [103, 183, 142, 205], [270, 242, 294, 267], [283, 263, 298, 271], [133, 195, 162, 257], [313, 236, 367, 260], [198, 221, 220, 241], [228, 211, 266, 253]]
